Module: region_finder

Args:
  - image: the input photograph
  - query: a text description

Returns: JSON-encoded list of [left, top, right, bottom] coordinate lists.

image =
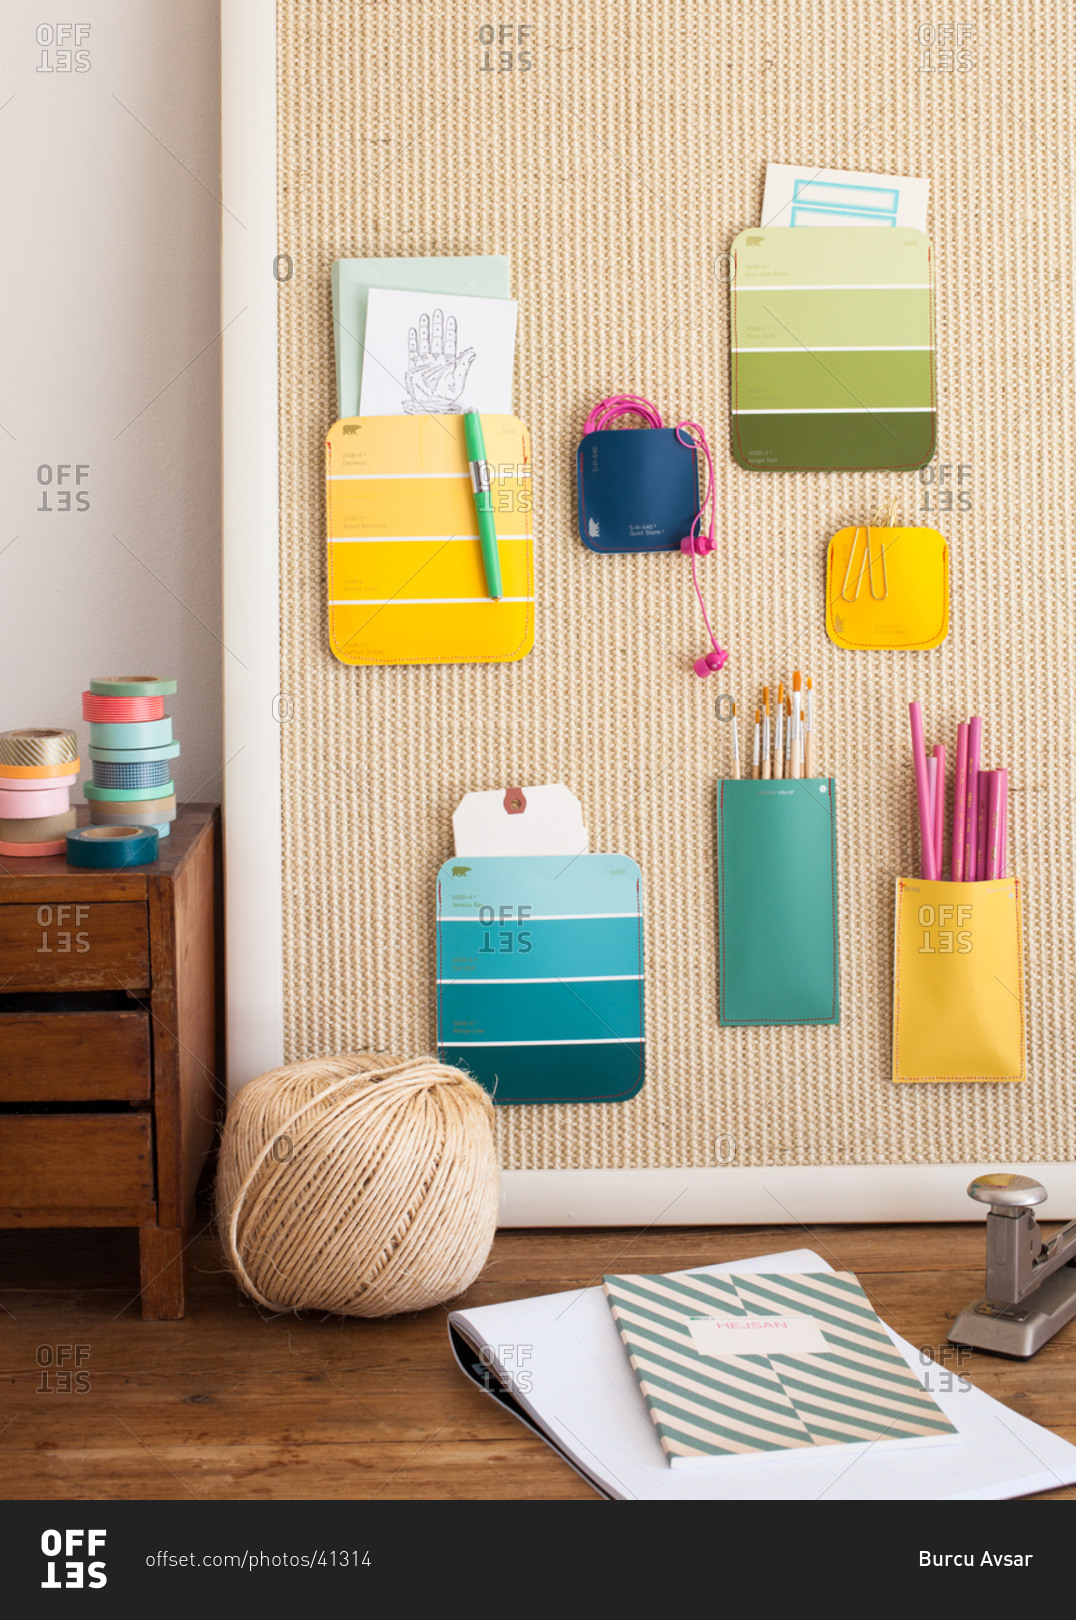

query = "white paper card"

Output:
[[761, 163, 929, 231], [358, 288, 518, 417], [453, 785, 588, 857], [687, 1314, 828, 1360]]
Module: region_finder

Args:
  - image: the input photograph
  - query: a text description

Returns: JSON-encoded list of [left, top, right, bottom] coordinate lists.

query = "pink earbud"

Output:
[[694, 648, 729, 678]]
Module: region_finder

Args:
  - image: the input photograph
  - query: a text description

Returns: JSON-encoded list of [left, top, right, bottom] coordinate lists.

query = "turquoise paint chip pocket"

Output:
[[436, 854, 645, 1104], [717, 778, 840, 1026]]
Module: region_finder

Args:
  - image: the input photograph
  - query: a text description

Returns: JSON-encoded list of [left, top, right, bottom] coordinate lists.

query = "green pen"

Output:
[[463, 410, 503, 601]]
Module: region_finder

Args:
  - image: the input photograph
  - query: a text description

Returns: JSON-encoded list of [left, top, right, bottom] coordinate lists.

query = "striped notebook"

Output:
[[730, 226, 936, 471], [436, 854, 644, 1104], [325, 413, 534, 666], [604, 1269, 958, 1467]]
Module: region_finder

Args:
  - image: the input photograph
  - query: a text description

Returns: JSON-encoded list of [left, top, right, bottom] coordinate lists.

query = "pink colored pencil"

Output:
[[909, 702, 937, 880], [984, 770, 1003, 879], [976, 770, 990, 880], [998, 769, 1008, 877], [933, 744, 946, 880], [964, 717, 982, 881], [952, 722, 969, 881]]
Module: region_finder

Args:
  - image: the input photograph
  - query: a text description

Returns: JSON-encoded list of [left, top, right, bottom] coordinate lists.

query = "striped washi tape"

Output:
[[89, 718, 173, 750], [0, 728, 79, 768], [66, 825, 159, 869], [88, 739, 180, 764], [91, 758, 172, 791], [88, 676, 177, 698], [82, 690, 166, 723], [84, 780, 175, 803]]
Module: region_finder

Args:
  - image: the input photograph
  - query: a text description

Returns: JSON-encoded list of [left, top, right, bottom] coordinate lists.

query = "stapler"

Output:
[[948, 1173, 1076, 1359]]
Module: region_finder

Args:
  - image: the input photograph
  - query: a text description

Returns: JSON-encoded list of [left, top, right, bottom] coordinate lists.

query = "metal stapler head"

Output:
[[949, 1174, 1076, 1359]]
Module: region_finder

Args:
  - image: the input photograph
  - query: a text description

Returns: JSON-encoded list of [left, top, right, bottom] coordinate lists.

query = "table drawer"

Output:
[[0, 902, 149, 989], [0, 1009, 151, 1102], [0, 1114, 154, 1218]]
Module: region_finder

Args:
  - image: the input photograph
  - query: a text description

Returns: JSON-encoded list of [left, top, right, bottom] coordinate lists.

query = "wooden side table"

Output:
[[0, 804, 222, 1319]]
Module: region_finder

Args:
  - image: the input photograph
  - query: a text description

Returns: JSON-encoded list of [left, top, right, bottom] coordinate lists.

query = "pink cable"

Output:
[[676, 421, 728, 674], [582, 397, 728, 676], [582, 394, 664, 434]]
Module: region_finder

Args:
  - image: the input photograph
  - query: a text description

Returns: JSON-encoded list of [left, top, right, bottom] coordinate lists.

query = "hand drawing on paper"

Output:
[[402, 309, 477, 414]]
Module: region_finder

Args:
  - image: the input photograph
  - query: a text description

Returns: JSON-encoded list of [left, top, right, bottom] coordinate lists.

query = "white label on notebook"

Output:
[[453, 784, 588, 857], [688, 1314, 828, 1359]]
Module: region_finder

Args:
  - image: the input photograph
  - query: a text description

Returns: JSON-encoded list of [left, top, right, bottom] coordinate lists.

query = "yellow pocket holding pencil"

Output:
[[826, 525, 948, 651], [326, 414, 534, 667], [892, 878, 1025, 1082]]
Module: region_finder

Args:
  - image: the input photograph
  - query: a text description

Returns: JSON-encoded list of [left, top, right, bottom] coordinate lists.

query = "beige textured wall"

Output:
[[277, 1, 1076, 1169]]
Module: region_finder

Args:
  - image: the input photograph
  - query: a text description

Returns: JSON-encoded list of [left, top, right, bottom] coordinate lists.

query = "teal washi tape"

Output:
[[88, 740, 181, 764], [88, 676, 177, 698], [84, 780, 175, 803], [91, 758, 172, 791], [66, 825, 159, 868], [89, 718, 173, 750]]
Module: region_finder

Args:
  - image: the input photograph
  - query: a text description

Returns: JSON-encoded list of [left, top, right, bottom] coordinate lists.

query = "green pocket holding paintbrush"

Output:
[[717, 779, 840, 1026]]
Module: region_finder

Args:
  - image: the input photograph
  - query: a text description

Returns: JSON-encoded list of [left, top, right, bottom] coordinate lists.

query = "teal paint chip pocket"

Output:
[[436, 854, 645, 1104], [717, 779, 840, 1026]]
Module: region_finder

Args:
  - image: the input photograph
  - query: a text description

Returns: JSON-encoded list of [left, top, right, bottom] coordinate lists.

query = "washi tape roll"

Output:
[[88, 793, 177, 820], [66, 825, 159, 869], [88, 676, 178, 698], [89, 718, 173, 750], [84, 780, 175, 803], [0, 759, 80, 781], [93, 817, 172, 837], [0, 837, 67, 857], [0, 728, 79, 768], [91, 758, 172, 791], [88, 740, 181, 764], [0, 809, 78, 842], [0, 770, 77, 793], [82, 691, 166, 723], [0, 786, 71, 818], [90, 809, 176, 829]]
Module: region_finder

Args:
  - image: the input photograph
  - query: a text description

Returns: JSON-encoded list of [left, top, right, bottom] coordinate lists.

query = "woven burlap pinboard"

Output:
[[277, 1, 1076, 1170]]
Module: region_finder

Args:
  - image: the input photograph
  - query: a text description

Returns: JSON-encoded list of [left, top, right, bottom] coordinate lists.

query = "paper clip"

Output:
[[839, 524, 888, 601], [839, 499, 896, 602]]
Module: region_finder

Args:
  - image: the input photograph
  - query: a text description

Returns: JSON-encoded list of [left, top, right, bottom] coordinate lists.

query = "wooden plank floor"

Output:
[[1, 1214, 1073, 1500]]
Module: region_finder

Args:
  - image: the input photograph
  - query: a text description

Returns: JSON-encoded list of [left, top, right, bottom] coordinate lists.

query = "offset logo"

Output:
[[41, 1529, 106, 1589]]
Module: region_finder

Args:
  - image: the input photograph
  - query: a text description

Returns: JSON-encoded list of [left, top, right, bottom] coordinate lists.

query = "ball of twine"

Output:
[[216, 1052, 499, 1317]]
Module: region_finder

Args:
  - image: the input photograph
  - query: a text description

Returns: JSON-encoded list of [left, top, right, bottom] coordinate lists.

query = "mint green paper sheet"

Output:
[[332, 256, 511, 419], [718, 779, 839, 1026]]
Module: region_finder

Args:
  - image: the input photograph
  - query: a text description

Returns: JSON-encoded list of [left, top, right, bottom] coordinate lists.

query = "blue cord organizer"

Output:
[[577, 420, 700, 554]]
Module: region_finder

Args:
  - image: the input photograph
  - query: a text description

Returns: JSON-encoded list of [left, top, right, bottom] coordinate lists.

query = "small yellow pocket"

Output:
[[826, 525, 948, 651], [893, 878, 1025, 1082]]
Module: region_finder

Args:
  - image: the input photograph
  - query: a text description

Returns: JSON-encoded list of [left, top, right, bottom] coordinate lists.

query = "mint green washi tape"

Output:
[[88, 740, 181, 763], [89, 718, 173, 750], [88, 676, 177, 698], [84, 780, 175, 802]]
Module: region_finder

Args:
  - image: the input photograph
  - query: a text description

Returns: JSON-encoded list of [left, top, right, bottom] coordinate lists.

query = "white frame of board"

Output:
[[220, 2, 1076, 1226]]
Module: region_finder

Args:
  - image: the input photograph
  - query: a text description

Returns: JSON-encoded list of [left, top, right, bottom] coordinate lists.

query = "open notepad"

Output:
[[448, 1249, 1076, 1500]]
